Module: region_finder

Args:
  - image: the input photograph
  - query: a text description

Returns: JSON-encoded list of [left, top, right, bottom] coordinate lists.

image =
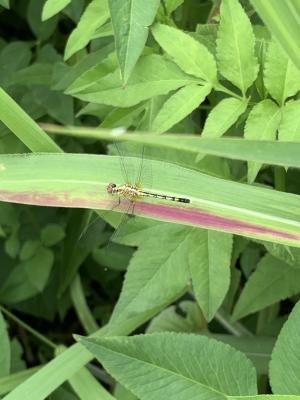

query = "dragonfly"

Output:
[[80, 141, 191, 246], [106, 142, 190, 223]]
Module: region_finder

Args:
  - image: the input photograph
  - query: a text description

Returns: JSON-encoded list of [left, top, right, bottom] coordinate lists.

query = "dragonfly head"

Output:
[[107, 183, 117, 194]]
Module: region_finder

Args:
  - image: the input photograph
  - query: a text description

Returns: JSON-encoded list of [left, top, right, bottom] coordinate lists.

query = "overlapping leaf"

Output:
[[217, 0, 258, 94], [80, 333, 257, 399]]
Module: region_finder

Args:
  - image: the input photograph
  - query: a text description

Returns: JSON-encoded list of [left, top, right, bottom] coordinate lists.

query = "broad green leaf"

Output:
[[53, 46, 115, 91], [0, 0, 9, 8], [68, 54, 200, 107], [251, 0, 300, 71], [211, 334, 275, 376], [32, 87, 74, 125], [244, 99, 281, 183], [232, 255, 300, 320], [42, 0, 71, 20], [202, 97, 248, 138], [1, 153, 300, 248], [279, 100, 300, 141], [109, 0, 160, 84], [4, 233, 20, 258], [270, 300, 300, 394], [264, 39, 300, 105], [0, 42, 31, 84], [0, 310, 10, 377], [66, 52, 117, 94], [80, 333, 257, 398], [4, 64, 53, 88], [189, 230, 233, 321], [152, 23, 217, 84], [92, 22, 113, 40], [261, 241, 298, 267], [0, 247, 54, 303], [109, 224, 190, 325], [20, 240, 41, 261], [64, 0, 110, 60], [217, 0, 258, 94], [0, 88, 62, 152], [27, 0, 58, 41], [151, 84, 211, 133], [41, 224, 65, 246]]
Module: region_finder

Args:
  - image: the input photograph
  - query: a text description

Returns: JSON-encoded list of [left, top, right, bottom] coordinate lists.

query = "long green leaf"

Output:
[[80, 333, 257, 398], [42, 0, 71, 20], [0, 311, 10, 377], [109, 0, 160, 84], [189, 230, 232, 321], [250, 0, 300, 71], [41, 124, 300, 169], [1, 153, 300, 247], [264, 39, 300, 105], [67, 54, 200, 107], [279, 100, 300, 141], [232, 255, 300, 320], [151, 84, 211, 133], [244, 99, 281, 183], [217, 0, 258, 94], [0, 88, 61, 153], [152, 23, 217, 84], [64, 0, 110, 60], [109, 224, 190, 325], [269, 300, 300, 394], [202, 98, 248, 138]]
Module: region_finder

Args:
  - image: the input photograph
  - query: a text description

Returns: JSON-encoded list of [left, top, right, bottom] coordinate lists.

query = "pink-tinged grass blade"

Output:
[[1, 153, 300, 247]]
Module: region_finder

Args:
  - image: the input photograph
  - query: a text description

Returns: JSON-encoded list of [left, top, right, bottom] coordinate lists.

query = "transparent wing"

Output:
[[108, 141, 135, 184], [108, 141, 152, 189], [135, 145, 152, 190]]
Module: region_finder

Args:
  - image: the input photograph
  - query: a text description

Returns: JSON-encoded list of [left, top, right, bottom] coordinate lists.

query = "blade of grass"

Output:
[[41, 124, 300, 169], [1, 153, 300, 247], [0, 367, 41, 396], [70, 275, 98, 334], [0, 88, 62, 153]]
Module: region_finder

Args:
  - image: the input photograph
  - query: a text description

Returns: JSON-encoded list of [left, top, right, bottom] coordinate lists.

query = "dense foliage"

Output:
[[1, 0, 300, 399]]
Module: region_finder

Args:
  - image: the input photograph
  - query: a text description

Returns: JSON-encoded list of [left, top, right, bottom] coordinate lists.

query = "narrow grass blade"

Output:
[[41, 125, 300, 169], [0, 88, 61, 153]]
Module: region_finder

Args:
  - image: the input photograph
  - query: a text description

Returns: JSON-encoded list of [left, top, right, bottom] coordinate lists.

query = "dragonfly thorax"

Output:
[[107, 182, 142, 201]]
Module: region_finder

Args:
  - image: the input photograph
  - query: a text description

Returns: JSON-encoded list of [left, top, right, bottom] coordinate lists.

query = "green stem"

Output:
[[215, 309, 253, 337], [0, 305, 56, 350], [274, 166, 286, 192]]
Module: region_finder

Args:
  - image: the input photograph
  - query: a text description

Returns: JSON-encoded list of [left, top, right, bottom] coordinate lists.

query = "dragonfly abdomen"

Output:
[[142, 191, 190, 203]]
